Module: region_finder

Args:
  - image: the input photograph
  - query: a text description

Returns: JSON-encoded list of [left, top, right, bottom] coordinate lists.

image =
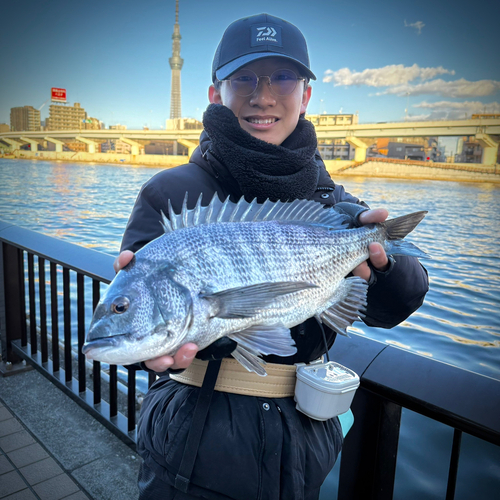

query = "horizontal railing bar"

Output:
[[332, 335, 500, 446], [0, 220, 115, 283], [11, 339, 137, 448]]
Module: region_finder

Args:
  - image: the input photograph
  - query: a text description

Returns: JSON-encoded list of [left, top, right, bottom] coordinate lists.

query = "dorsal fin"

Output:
[[159, 193, 349, 233]]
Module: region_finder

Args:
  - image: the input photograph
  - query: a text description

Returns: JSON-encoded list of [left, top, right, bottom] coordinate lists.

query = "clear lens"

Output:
[[229, 70, 258, 96], [228, 69, 300, 96], [270, 69, 299, 96]]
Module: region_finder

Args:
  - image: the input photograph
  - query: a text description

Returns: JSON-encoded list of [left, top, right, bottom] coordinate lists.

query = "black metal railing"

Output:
[[0, 220, 139, 445], [1, 220, 499, 499]]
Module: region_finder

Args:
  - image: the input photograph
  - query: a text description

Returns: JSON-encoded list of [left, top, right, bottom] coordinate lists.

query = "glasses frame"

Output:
[[221, 69, 306, 97]]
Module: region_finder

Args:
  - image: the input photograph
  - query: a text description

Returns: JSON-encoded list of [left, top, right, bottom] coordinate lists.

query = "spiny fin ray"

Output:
[[159, 193, 350, 231]]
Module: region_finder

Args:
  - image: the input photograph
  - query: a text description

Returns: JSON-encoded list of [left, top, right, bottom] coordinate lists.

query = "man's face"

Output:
[[210, 57, 312, 146]]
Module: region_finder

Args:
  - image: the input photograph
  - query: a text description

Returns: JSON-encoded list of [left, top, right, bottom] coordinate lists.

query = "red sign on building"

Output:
[[51, 88, 67, 102]]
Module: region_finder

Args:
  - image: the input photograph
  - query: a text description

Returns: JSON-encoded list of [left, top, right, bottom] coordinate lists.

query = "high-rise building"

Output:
[[46, 103, 87, 130], [10, 106, 41, 131], [169, 0, 183, 120]]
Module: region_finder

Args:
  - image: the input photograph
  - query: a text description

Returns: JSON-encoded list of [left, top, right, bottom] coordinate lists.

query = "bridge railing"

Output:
[[1, 221, 499, 499]]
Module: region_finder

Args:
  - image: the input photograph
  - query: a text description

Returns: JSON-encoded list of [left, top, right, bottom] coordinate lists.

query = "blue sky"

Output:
[[1, 0, 499, 129]]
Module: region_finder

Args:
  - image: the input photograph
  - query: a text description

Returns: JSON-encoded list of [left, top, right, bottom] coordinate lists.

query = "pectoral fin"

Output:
[[201, 281, 317, 319]]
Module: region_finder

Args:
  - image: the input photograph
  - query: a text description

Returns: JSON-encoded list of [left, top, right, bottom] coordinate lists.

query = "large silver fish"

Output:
[[82, 195, 427, 375]]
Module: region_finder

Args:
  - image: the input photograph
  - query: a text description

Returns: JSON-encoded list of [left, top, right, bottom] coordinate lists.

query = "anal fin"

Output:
[[231, 345, 267, 377], [229, 324, 297, 376], [319, 276, 368, 337]]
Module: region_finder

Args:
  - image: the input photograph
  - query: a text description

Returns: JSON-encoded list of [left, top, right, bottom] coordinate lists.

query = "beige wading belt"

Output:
[[170, 357, 297, 397]]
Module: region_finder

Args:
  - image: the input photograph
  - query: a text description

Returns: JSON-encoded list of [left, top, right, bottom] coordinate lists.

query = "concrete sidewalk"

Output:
[[0, 369, 140, 500]]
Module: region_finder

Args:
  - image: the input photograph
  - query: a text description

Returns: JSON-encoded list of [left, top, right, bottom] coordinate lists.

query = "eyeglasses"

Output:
[[222, 69, 306, 97]]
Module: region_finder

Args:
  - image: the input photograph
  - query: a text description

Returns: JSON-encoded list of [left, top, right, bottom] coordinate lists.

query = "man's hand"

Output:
[[143, 344, 198, 372], [352, 209, 390, 282], [113, 250, 199, 372]]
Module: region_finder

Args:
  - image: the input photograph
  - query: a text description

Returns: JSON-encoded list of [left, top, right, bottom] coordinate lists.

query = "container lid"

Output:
[[296, 361, 360, 392]]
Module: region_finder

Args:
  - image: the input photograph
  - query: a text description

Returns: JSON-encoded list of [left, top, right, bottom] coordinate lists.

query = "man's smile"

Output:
[[245, 116, 279, 124]]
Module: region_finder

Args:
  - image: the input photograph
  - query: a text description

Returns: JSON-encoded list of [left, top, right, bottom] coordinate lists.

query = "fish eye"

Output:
[[111, 297, 130, 314]]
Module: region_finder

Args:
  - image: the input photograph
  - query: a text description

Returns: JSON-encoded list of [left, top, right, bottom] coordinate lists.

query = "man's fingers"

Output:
[[171, 343, 198, 370], [368, 243, 389, 271], [352, 261, 371, 281], [113, 250, 135, 273], [144, 343, 199, 373], [144, 355, 175, 372], [352, 243, 389, 281], [358, 208, 389, 225]]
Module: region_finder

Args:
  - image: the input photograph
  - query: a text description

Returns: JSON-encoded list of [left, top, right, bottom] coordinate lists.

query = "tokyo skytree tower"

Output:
[[169, 0, 183, 119]]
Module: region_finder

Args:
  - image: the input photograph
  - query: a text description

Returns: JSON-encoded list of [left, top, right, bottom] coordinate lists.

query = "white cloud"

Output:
[[409, 100, 500, 120], [323, 64, 455, 87], [404, 20, 425, 35], [414, 100, 500, 112], [376, 78, 500, 97]]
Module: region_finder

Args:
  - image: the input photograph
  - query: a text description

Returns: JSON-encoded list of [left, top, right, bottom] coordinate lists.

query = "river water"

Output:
[[0, 158, 499, 498]]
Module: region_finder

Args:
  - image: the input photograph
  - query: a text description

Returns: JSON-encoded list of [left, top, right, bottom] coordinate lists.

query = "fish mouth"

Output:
[[82, 334, 127, 354]]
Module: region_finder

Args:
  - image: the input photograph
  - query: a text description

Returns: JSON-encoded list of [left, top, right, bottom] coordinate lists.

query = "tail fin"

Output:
[[381, 211, 428, 258]]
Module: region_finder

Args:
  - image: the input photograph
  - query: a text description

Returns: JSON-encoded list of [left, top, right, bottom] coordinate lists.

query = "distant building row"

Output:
[[9, 103, 103, 131]]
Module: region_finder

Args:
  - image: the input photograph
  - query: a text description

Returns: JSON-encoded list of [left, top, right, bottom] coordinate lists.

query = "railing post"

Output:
[[0, 242, 26, 364], [338, 387, 402, 500]]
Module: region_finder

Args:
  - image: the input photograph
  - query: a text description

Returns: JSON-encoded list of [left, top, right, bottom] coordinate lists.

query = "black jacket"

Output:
[[123, 131, 429, 499]]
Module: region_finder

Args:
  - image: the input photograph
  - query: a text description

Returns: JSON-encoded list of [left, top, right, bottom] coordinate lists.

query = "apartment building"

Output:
[[46, 103, 87, 130], [10, 106, 41, 131]]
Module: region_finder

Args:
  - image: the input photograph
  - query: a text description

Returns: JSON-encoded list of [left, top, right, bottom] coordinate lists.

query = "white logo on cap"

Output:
[[257, 27, 277, 37]]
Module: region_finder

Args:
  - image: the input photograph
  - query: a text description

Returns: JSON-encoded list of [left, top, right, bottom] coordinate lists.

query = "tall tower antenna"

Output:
[[169, 0, 183, 120]]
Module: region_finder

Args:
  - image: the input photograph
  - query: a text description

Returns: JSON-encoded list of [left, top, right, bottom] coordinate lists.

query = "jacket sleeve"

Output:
[[364, 256, 429, 328], [333, 182, 429, 329], [120, 181, 167, 253]]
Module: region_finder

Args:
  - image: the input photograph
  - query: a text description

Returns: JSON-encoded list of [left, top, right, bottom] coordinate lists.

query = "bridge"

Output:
[[1, 117, 499, 163]]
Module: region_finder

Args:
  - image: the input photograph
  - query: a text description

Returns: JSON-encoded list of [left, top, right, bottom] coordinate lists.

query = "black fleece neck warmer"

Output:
[[202, 104, 319, 202]]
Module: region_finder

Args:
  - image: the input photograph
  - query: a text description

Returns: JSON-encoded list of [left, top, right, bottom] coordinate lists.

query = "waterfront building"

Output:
[[10, 106, 41, 131], [65, 142, 87, 152], [472, 113, 500, 119], [317, 139, 354, 160], [455, 137, 483, 163], [84, 117, 102, 130], [165, 117, 203, 130], [387, 142, 426, 161], [169, 0, 183, 121], [46, 103, 87, 130], [306, 113, 359, 126], [100, 139, 137, 154]]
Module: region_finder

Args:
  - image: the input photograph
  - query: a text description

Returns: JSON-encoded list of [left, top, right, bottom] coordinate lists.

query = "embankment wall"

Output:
[[3, 151, 500, 183], [3, 150, 187, 168], [324, 160, 500, 183]]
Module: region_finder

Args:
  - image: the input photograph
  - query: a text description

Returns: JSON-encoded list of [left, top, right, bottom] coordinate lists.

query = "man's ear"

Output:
[[300, 85, 312, 114], [209, 85, 222, 104]]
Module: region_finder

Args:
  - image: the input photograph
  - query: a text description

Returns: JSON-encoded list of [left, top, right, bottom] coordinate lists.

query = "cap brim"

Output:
[[215, 52, 316, 81]]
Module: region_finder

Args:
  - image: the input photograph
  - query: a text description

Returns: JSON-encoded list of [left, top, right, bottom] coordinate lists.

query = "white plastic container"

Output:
[[294, 361, 360, 421]]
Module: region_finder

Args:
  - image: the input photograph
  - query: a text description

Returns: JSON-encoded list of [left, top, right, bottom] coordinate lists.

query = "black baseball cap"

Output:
[[212, 13, 316, 82]]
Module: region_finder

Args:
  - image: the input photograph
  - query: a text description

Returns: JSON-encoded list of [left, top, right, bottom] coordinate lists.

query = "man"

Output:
[[115, 13, 428, 499]]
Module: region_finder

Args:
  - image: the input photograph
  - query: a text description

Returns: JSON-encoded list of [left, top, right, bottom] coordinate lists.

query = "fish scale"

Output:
[[83, 195, 427, 375]]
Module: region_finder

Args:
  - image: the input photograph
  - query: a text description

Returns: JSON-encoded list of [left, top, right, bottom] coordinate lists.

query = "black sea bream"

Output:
[[82, 195, 427, 375]]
